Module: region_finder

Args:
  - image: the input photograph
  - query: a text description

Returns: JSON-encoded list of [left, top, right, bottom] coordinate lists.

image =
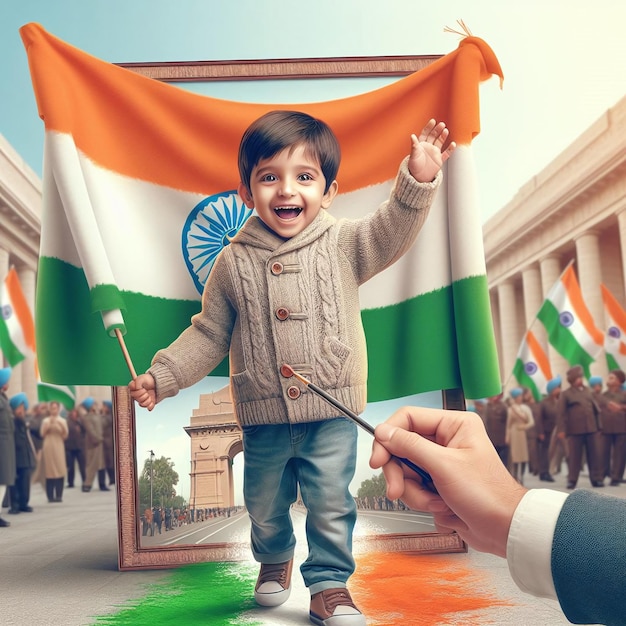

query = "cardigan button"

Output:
[[276, 307, 290, 321], [280, 364, 293, 378], [271, 262, 284, 275], [287, 385, 301, 400]]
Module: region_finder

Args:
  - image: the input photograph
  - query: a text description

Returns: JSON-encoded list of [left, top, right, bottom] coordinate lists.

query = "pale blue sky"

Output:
[[2, 0, 626, 223]]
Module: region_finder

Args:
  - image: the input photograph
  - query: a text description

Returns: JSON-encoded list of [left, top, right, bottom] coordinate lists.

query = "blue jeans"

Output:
[[242, 418, 358, 594]]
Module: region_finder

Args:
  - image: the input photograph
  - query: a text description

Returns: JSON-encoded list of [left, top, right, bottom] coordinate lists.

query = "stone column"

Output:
[[539, 255, 569, 379], [575, 231, 607, 379], [497, 279, 519, 389], [16, 265, 37, 405], [522, 263, 547, 344]]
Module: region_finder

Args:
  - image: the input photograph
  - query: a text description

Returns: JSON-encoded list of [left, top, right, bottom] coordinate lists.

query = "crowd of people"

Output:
[[474, 365, 626, 489], [0, 367, 115, 528], [141, 505, 245, 537]]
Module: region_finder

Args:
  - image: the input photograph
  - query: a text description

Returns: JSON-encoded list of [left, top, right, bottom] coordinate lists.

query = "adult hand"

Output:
[[369, 406, 527, 557]]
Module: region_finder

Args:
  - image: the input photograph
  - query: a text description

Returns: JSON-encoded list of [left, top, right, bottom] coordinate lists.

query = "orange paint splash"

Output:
[[350, 552, 513, 625]]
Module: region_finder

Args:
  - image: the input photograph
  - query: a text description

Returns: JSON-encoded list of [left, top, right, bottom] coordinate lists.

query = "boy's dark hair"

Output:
[[238, 110, 341, 194]]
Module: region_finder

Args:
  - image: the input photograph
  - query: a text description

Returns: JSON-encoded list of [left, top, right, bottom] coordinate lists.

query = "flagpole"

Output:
[[114, 328, 137, 380]]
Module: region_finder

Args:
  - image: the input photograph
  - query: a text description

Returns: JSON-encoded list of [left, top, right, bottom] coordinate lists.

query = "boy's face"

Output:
[[238, 144, 338, 240]]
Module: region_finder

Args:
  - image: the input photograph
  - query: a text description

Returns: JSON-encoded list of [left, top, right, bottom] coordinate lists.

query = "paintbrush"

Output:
[[283, 365, 438, 494]]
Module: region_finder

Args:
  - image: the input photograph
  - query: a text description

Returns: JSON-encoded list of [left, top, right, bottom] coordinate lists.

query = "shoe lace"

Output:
[[322, 589, 357, 613], [258, 562, 288, 586]]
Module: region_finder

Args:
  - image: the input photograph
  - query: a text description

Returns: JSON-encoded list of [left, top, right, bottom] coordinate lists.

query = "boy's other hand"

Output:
[[129, 373, 157, 411], [408, 119, 456, 182]]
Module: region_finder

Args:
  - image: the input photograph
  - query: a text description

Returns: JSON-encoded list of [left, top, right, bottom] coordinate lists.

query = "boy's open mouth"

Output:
[[274, 207, 302, 219]]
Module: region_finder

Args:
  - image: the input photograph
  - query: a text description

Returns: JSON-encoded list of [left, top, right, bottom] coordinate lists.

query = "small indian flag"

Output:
[[601, 283, 626, 371], [0, 267, 36, 367], [512, 329, 553, 401], [537, 264, 603, 379], [22, 23, 502, 400]]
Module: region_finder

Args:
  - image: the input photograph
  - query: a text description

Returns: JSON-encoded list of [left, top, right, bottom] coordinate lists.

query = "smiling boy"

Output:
[[130, 110, 454, 625]]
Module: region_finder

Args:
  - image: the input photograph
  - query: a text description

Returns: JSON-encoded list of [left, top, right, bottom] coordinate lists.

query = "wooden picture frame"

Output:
[[115, 54, 467, 571]]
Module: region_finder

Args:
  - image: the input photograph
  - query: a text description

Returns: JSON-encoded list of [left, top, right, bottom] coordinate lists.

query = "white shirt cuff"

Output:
[[506, 489, 569, 599]]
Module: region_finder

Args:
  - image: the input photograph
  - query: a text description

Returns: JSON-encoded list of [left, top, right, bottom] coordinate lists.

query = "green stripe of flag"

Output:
[[451, 275, 501, 399], [37, 382, 76, 409], [0, 316, 25, 366], [512, 357, 541, 401], [537, 299, 595, 378], [37, 257, 498, 400], [606, 352, 620, 371]]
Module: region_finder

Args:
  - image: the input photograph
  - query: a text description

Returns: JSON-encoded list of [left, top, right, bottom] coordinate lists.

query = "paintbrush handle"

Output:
[[306, 381, 437, 494], [308, 382, 375, 435]]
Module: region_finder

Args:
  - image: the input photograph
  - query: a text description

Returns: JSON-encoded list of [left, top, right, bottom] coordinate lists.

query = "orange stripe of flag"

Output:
[[601, 283, 626, 331], [6, 268, 36, 352], [20, 23, 502, 196], [562, 266, 604, 344], [526, 329, 552, 379]]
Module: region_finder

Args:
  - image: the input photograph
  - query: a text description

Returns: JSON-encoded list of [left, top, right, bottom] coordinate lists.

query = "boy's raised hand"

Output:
[[408, 119, 456, 183]]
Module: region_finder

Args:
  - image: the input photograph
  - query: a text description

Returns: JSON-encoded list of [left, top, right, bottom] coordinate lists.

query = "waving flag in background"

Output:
[[601, 284, 626, 371], [537, 264, 604, 379], [35, 358, 77, 408], [21, 23, 502, 400], [512, 329, 553, 401], [0, 267, 36, 367]]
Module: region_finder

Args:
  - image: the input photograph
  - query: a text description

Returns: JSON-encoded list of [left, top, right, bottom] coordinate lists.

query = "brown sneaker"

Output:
[[309, 588, 366, 625], [254, 559, 293, 607]]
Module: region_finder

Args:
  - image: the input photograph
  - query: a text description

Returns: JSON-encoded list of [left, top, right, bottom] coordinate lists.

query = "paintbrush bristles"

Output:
[[290, 370, 310, 386]]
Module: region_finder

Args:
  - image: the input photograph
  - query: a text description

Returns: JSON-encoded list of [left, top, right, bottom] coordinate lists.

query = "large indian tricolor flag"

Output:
[[512, 329, 553, 401], [537, 264, 604, 379], [601, 283, 626, 371], [21, 23, 501, 401]]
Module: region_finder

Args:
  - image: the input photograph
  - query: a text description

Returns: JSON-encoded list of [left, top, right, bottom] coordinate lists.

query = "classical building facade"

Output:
[[484, 94, 626, 391]]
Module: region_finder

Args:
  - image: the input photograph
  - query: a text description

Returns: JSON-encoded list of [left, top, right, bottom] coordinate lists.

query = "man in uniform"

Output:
[[557, 365, 603, 489], [484, 393, 509, 470], [597, 369, 626, 486]]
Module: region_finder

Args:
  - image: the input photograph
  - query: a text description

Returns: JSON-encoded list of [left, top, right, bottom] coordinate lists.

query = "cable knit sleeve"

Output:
[[149, 254, 236, 402], [339, 156, 441, 285]]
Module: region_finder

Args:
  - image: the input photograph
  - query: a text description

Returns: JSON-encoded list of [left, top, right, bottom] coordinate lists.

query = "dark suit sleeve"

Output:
[[551, 490, 626, 625]]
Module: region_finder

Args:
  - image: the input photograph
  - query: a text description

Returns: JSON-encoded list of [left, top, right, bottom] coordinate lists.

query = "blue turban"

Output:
[[0, 367, 12, 387], [546, 375, 562, 394], [81, 396, 94, 410], [589, 376, 603, 387], [103, 400, 112, 409], [509, 387, 523, 399], [10, 392, 29, 411]]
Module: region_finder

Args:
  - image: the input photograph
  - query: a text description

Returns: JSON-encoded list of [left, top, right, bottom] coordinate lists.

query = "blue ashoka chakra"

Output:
[[524, 361, 538, 376], [1, 304, 12, 321], [559, 311, 574, 328], [182, 190, 252, 295], [608, 325, 622, 340]]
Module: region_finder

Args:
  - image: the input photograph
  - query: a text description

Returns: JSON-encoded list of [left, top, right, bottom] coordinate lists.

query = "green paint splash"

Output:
[[94, 561, 263, 625]]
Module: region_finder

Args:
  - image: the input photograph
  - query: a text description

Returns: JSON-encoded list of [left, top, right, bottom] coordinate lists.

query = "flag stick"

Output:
[[114, 328, 137, 380]]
